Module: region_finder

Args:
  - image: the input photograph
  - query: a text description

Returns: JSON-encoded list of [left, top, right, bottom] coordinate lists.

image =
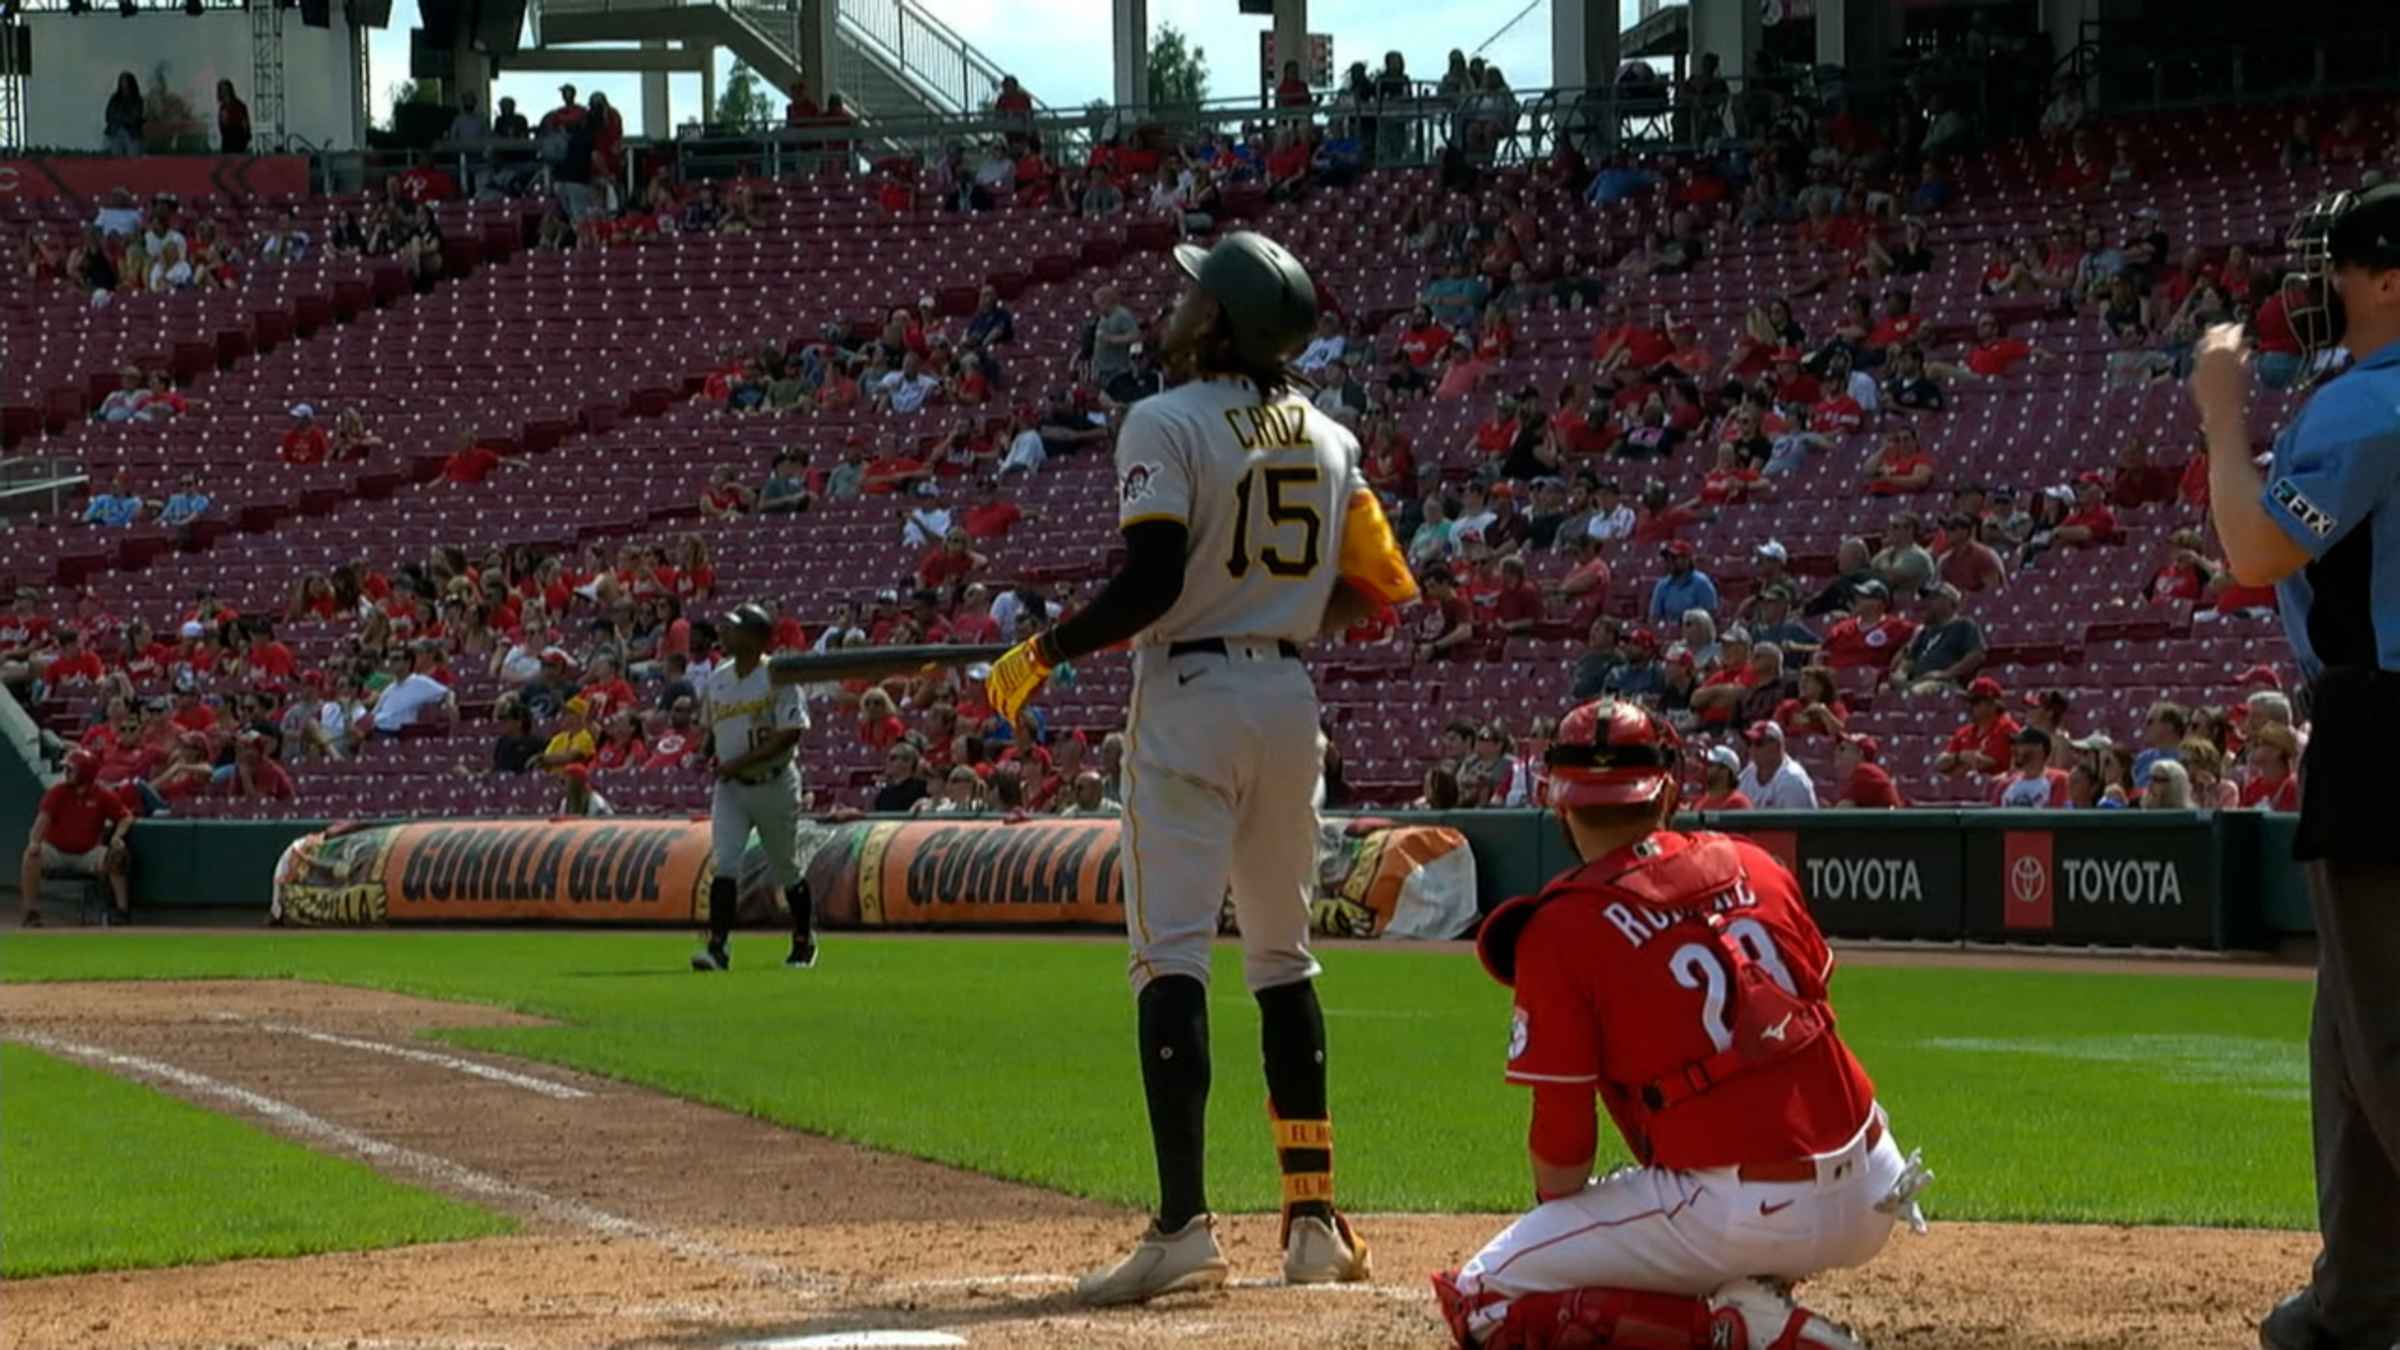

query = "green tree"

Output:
[[715, 59, 775, 130], [1146, 22, 1210, 108], [381, 79, 422, 132]]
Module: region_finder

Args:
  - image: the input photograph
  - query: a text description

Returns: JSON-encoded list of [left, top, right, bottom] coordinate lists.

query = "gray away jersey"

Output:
[[1114, 377, 1367, 647]]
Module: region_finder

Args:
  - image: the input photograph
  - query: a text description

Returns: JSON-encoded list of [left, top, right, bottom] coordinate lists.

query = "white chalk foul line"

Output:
[[873, 1272, 1422, 1300], [7, 1031, 821, 1294], [226, 1015, 591, 1101]]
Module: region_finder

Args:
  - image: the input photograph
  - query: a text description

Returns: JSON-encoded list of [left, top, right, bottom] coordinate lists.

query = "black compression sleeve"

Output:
[[1038, 520, 1188, 664]]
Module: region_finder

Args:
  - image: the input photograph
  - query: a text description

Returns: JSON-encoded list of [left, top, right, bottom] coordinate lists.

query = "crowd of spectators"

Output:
[[31, 60, 2395, 820]]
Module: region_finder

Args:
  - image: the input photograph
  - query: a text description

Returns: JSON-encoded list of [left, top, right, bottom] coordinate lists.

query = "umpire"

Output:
[[2193, 185, 2400, 1350]]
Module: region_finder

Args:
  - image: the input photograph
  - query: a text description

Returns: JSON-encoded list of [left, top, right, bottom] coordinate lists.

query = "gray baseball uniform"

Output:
[[1112, 375, 1365, 993], [702, 656, 809, 888]]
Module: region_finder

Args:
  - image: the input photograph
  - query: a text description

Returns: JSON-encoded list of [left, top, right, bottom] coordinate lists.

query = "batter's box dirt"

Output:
[[0, 981, 2311, 1349]]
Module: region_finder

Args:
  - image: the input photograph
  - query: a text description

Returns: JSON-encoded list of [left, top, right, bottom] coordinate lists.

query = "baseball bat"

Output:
[[767, 643, 1013, 687]]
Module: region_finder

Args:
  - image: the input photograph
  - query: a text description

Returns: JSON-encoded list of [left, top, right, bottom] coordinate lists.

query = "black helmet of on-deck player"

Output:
[[1172, 231, 1319, 365]]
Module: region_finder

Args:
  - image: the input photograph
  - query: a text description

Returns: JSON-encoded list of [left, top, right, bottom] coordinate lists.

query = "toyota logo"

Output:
[[2009, 854, 2047, 905]]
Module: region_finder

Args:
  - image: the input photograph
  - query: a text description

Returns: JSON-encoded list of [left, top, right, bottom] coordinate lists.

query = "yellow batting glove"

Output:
[[985, 635, 1056, 735]]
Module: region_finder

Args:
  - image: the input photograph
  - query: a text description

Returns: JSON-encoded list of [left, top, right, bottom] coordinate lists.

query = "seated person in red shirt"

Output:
[[1864, 288, 1926, 357], [227, 731, 296, 802], [1490, 556, 1546, 634], [917, 528, 987, 590], [1395, 305, 1453, 369], [2052, 475, 2117, 547], [2141, 526, 2216, 606], [959, 478, 1029, 540], [1474, 396, 1524, 460], [1959, 312, 2053, 379], [42, 628, 106, 687], [1594, 299, 1673, 379], [441, 435, 523, 486], [1864, 425, 1936, 495], [1934, 676, 2019, 777], [1773, 665, 1850, 739], [1411, 567, 1478, 662], [1831, 733, 1905, 807], [2240, 725, 2302, 811], [279, 404, 330, 466], [2251, 276, 2310, 390], [1769, 349, 1823, 408], [1818, 581, 1918, 670], [699, 465, 755, 518], [1694, 442, 1772, 506], [20, 750, 134, 923], [862, 443, 932, 495]]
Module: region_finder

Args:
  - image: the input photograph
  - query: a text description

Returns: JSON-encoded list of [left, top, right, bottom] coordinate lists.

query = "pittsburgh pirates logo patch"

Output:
[[2269, 477, 2337, 538], [1121, 462, 1160, 506]]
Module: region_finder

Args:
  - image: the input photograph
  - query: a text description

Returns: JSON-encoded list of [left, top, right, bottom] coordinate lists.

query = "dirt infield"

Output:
[[1, 979, 2312, 1349]]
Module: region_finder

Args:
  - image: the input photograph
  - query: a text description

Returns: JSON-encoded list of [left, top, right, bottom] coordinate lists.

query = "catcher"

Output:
[[983, 231, 1418, 1304], [1433, 699, 1931, 1350]]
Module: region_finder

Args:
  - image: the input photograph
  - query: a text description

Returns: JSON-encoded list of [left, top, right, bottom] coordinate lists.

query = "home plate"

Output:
[[724, 1325, 969, 1335]]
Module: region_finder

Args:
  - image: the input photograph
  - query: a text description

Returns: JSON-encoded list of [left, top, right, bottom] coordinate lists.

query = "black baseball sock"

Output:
[[1136, 974, 1211, 1233], [1257, 978, 1333, 1225], [707, 876, 736, 948], [786, 880, 814, 941]]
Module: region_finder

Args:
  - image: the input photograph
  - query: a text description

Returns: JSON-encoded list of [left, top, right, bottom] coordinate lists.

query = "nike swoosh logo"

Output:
[[1760, 1200, 1795, 1216], [1177, 670, 1202, 686]]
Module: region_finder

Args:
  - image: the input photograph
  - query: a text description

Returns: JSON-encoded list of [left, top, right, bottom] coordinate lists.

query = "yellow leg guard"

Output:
[[1270, 1113, 1337, 1245]]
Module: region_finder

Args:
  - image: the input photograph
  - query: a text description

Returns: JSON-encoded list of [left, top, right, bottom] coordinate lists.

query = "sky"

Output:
[[365, 0, 1660, 137]]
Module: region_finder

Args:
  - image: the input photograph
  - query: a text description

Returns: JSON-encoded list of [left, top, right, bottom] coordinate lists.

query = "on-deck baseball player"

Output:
[[1433, 699, 1932, 1350], [690, 603, 817, 972], [984, 231, 1419, 1305]]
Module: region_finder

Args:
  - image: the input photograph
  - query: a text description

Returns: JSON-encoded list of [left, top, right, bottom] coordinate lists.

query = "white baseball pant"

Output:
[[712, 765, 804, 889]]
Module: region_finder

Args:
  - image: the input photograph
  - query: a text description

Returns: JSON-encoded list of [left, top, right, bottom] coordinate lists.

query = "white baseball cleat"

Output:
[[1074, 1214, 1230, 1306], [689, 942, 729, 972], [1708, 1278, 1868, 1350], [1282, 1212, 1372, 1285]]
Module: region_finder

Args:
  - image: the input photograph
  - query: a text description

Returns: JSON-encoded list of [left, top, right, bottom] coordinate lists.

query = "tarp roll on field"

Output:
[[270, 816, 1478, 940]]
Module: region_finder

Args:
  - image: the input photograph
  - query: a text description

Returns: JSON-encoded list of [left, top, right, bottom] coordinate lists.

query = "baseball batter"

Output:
[[1432, 699, 1932, 1350], [690, 603, 817, 972], [985, 231, 1418, 1305]]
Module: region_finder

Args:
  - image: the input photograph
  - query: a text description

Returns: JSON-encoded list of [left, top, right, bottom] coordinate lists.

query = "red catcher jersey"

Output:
[[1504, 831, 1877, 1170]]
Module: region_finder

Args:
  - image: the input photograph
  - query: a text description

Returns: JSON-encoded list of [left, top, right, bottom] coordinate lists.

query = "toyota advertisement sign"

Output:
[[1700, 811, 2253, 949], [1965, 817, 2220, 946], [1703, 816, 1963, 940]]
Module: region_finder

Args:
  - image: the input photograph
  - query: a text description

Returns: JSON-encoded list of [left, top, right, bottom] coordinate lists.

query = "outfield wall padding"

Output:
[[152, 809, 2308, 949], [264, 814, 1481, 941]]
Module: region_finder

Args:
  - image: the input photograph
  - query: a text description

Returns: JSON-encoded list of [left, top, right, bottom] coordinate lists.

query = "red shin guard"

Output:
[[1431, 1272, 1712, 1350]]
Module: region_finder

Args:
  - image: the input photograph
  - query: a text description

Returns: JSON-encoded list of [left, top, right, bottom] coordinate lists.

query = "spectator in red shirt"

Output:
[[590, 712, 648, 771], [2053, 475, 2117, 547], [1864, 424, 1936, 495], [169, 688, 220, 735], [42, 629, 105, 687], [578, 654, 638, 720], [1960, 311, 2052, 379], [2252, 276, 2308, 390], [1412, 567, 1478, 661], [699, 465, 755, 519], [1774, 665, 1850, 739], [1695, 442, 1772, 506], [1631, 480, 1705, 547], [2141, 526, 2215, 606], [1396, 306, 1452, 369], [1770, 348, 1822, 407], [2240, 724, 2302, 811], [279, 404, 330, 466], [1866, 288, 1925, 355], [1832, 734, 1905, 808], [20, 751, 133, 924], [1693, 745, 1752, 810], [1992, 727, 2071, 806], [1936, 676, 2020, 777], [442, 435, 522, 486], [917, 528, 987, 591], [1819, 581, 1917, 670], [227, 731, 296, 802], [1491, 557, 1545, 634]]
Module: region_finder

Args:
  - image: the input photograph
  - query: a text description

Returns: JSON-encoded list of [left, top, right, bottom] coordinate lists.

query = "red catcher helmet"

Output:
[[63, 749, 100, 785], [1544, 699, 1683, 808]]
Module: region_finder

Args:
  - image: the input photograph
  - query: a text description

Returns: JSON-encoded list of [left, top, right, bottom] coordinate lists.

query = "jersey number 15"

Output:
[[1226, 466, 1323, 579]]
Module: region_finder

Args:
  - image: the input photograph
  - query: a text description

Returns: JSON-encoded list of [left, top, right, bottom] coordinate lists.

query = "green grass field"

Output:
[[4, 932, 2317, 1233], [0, 1042, 510, 1277]]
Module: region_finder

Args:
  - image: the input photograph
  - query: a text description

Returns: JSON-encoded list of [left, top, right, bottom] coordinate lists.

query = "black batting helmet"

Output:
[[1172, 231, 1318, 364], [2284, 183, 2400, 391]]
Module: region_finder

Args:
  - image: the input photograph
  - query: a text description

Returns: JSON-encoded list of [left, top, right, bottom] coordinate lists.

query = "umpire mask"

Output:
[[2286, 184, 2400, 392]]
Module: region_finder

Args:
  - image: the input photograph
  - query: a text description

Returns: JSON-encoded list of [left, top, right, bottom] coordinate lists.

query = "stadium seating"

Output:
[[8, 92, 2360, 817]]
